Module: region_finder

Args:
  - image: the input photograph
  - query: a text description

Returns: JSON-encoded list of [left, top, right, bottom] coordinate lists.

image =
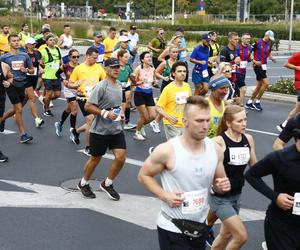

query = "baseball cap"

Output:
[[25, 37, 36, 45], [265, 30, 275, 41], [202, 33, 211, 42], [93, 31, 102, 37], [104, 58, 120, 67], [130, 25, 137, 29], [209, 76, 230, 91], [119, 35, 130, 42], [42, 28, 51, 34]]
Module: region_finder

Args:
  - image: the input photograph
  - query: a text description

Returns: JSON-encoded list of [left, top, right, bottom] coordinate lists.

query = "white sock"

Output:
[[255, 99, 260, 103], [282, 120, 288, 127], [105, 178, 113, 187], [247, 99, 253, 104], [80, 178, 88, 186]]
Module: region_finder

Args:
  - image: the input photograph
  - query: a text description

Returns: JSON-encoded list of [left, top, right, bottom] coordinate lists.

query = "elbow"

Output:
[[84, 103, 92, 113]]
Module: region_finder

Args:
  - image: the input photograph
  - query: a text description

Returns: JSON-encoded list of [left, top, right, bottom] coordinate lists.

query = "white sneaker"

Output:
[[141, 127, 147, 137], [261, 241, 268, 250], [123, 123, 137, 130], [150, 120, 160, 133], [38, 95, 44, 105], [133, 131, 146, 141], [49, 100, 54, 108], [35, 117, 44, 128]]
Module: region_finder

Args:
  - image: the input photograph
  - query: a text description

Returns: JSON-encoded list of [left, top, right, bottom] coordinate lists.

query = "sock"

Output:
[[70, 114, 77, 128], [80, 177, 88, 186], [282, 120, 288, 127], [247, 99, 253, 104], [255, 99, 260, 103], [105, 178, 113, 187], [60, 111, 70, 125], [125, 108, 130, 124]]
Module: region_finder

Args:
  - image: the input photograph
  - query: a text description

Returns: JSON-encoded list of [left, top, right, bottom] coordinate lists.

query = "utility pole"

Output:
[[171, 0, 175, 25], [288, 0, 294, 51]]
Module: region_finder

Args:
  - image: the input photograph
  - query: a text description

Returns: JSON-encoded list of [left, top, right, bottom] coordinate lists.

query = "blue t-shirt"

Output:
[[178, 37, 187, 62], [89, 44, 105, 64], [190, 44, 209, 72], [0, 52, 32, 87]]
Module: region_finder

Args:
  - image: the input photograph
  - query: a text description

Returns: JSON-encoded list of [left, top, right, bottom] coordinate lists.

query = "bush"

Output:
[[267, 78, 296, 95]]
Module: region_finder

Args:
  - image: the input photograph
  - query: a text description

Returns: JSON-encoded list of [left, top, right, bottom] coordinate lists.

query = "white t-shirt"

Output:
[[128, 33, 139, 51]]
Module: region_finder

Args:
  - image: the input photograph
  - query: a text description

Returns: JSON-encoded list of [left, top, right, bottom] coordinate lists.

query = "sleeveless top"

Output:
[[207, 98, 225, 138], [63, 63, 76, 98], [61, 34, 73, 57], [157, 136, 218, 233], [216, 132, 251, 197], [135, 65, 154, 94]]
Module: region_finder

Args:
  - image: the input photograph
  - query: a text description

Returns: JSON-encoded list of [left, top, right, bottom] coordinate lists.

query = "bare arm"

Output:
[[155, 61, 168, 81], [245, 133, 258, 166], [189, 58, 206, 65], [57, 35, 64, 48], [272, 137, 286, 151], [84, 102, 118, 121], [284, 61, 300, 71], [148, 42, 160, 53], [158, 48, 168, 62], [156, 106, 178, 125], [2, 63, 13, 88]]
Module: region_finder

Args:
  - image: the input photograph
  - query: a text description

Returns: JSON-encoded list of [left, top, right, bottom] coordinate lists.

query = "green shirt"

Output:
[[117, 64, 132, 83], [41, 46, 61, 79], [150, 37, 165, 58]]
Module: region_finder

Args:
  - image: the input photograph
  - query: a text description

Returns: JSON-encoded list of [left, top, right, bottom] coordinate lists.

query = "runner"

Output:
[[277, 52, 300, 132], [40, 34, 62, 117], [117, 50, 136, 130], [57, 24, 73, 64], [103, 27, 118, 60], [158, 33, 182, 62], [128, 25, 139, 64], [207, 31, 220, 79], [111, 35, 131, 58], [0, 150, 8, 162], [35, 28, 51, 49], [77, 57, 126, 200], [208, 105, 257, 250], [245, 30, 276, 111], [68, 47, 106, 156], [0, 34, 34, 143], [89, 31, 105, 65], [245, 124, 300, 250], [0, 25, 10, 54], [138, 95, 230, 250], [18, 23, 31, 50], [156, 61, 192, 140], [24, 37, 44, 128], [54, 49, 79, 142], [133, 51, 156, 141], [148, 28, 166, 69], [176, 27, 189, 82], [190, 33, 211, 96]]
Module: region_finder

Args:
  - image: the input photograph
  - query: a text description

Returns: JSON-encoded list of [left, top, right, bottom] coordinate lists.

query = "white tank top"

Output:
[[157, 136, 218, 233], [61, 34, 73, 57]]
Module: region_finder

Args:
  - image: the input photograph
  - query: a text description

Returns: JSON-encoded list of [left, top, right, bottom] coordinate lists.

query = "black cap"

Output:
[[176, 27, 184, 32], [130, 25, 137, 29], [104, 58, 120, 67]]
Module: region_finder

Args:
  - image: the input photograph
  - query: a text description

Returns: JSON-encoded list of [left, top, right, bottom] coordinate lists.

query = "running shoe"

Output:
[[206, 228, 215, 248], [100, 181, 120, 201], [83, 146, 91, 156], [0, 120, 5, 132], [0, 151, 8, 163], [141, 127, 147, 137], [133, 131, 146, 141], [148, 146, 155, 155], [70, 128, 80, 144], [261, 241, 268, 250], [35, 117, 44, 128], [77, 181, 96, 199], [150, 120, 160, 133], [44, 110, 54, 117], [244, 102, 256, 110], [49, 100, 54, 108], [130, 106, 136, 111], [276, 123, 284, 132], [20, 133, 33, 143], [253, 102, 263, 111], [123, 123, 137, 130], [38, 95, 44, 105], [55, 122, 62, 136]]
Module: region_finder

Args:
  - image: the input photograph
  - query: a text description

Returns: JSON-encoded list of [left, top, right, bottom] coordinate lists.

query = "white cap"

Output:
[[25, 37, 36, 45], [118, 35, 130, 42], [265, 30, 275, 41]]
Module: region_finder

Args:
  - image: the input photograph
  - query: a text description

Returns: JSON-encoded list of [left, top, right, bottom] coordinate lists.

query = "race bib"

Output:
[[84, 85, 94, 96], [240, 61, 247, 69], [261, 64, 267, 70], [50, 62, 60, 69], [27, 67, 37, 76], [121, 82, 130, 88], [202, 69, 209, 78], [229, 147, 250, 166], [292, 193, 300, 216], [97, 54, 104, 63], [175, 91, 189, 105], [182, 189, 208, 214], [143, 80, 152, 89], [11, 61, 24, 70]]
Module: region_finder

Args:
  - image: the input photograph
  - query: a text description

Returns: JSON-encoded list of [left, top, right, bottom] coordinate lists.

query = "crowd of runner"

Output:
[[0, 22, 300, 250]]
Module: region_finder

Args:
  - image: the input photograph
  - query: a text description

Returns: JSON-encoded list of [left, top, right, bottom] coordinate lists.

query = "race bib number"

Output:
[[11, 61, 24, 70], [97, 54, 104, 63], [175, 91, 189, 105], [240, 61, 247, 69], [50, 62, 60, 69], [292, 193, 300, 216], [143, 80, 152, 89], [27, 67, 37, 76], [182, 189, 208, 214], [229, 147, 250, 165], [202, 69, 209, 78], [261, 64, 267, 70]]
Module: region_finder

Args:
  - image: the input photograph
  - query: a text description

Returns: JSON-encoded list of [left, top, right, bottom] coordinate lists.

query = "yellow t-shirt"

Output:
[[207, 97, 225, 138], [157, 81, 192, 128], [70, 63, 106, 99], [0, 34, 9, 52], [103, 37, 118, 59], [19, 32, 31, 47]]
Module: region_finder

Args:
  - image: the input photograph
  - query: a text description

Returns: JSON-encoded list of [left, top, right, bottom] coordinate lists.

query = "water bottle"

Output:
[[113, 107, 121, 122]]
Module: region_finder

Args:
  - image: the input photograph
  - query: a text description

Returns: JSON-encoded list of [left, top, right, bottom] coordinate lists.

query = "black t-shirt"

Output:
[[245, 144, 300, 225], [27, 50, 41, 77], [279, 113, 300, 142], [219, 46, 237, 63]]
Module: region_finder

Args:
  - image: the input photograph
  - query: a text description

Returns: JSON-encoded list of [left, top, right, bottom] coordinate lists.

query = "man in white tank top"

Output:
[[138, 95, 230, 250], [57, 24, 73, 64]]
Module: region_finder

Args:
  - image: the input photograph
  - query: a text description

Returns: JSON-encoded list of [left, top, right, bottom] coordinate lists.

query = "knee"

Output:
[[14, 105, 23, 113], [234, 230, 248, 245], [219, 231, 232, 241], [115, 154, 126, 164]]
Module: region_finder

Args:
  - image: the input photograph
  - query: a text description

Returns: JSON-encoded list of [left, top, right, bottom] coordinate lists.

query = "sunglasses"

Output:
[[223, 70, 232, 73], [72, 56, 80, 59], [110, 65, 120, 69], [159, 33, 164, 35]]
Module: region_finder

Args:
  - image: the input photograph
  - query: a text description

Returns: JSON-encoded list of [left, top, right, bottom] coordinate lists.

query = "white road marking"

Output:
[[0, 129, 16, 134], [246, 128, 278, 137], [0, 179, 266, 230]]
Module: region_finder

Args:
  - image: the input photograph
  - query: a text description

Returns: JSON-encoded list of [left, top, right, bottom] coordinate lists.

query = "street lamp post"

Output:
[[171, 0, 175, 25], [288, 0, 294, 51]]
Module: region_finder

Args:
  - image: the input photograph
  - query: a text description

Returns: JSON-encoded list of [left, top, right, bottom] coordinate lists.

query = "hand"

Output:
[[63, 80, 68, 87], [214, 177, 231, 193], [199, 60, 206, 65], [163, 191, 184, 208], [20, 66, 27, 73], [167, 115, 178, 125], [120, 113, 125, 122], [253, 60, 261, 66], [106, 111, 118, 121], [271, 58, 277, 63], [276, 193, 294, 210], [163, 76, 169, 82], [234, 57, 241, 64], [2, 80, 10, 88]]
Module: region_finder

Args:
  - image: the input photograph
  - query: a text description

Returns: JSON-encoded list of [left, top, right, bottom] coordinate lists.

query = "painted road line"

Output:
[[246, 128, 278, 137], [0, 129, 16, 134]]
